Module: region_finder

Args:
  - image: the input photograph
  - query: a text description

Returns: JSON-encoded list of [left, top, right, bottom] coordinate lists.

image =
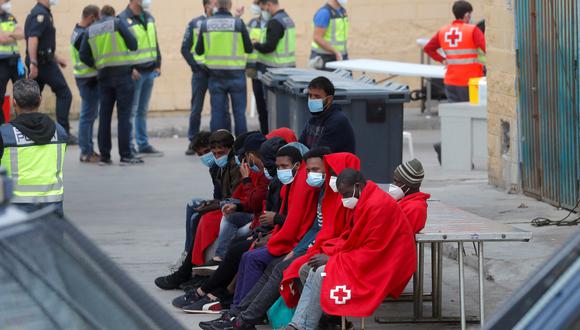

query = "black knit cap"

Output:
[[393, 159, 425, 189]]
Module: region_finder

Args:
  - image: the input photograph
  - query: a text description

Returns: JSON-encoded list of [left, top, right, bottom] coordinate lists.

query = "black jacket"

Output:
[[299, 103, 356, 153]]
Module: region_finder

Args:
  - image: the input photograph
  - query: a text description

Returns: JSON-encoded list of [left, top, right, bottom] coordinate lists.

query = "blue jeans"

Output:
[[76, 77, 100, 155], [188, 70, 209, 141], [215, 212, 253, 258], [208, 72, 248, 136], [130, 70, 156, 151], [290, 265, 326, 330], [98, 72, 134, 159], [185, 198, 205, 252]]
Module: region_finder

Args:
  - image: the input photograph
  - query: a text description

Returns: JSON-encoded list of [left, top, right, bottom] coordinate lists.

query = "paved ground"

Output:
[[62, 112, 578, 329]]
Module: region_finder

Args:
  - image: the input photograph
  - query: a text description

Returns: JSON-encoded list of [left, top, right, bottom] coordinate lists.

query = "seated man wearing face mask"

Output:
[[299, 76, 355, 154], [389, 158, 430, 234], [287, 169, 417, 330]]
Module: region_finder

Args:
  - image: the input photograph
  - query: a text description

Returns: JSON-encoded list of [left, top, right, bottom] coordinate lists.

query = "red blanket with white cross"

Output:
[[320, 181, 417, 317]]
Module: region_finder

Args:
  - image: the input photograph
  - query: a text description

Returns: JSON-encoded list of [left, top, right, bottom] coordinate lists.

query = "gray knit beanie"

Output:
[[393, 159, 425, 188]]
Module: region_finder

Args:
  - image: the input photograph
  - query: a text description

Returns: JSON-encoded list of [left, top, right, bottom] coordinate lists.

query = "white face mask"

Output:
[[1, 2, 11, 13], [48, 0, 58, 7], [329, 176, 338, 193], [261, 10, 271, 21], [341, 186, 359, 209], [388, 184, 405, 201], [141, 0, 152, 10], [250, 4, 261, 16], [337, 0, 348, 6]]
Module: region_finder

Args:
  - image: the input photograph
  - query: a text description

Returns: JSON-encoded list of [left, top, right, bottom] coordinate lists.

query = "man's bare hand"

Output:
[[222, 203, 237, 215]]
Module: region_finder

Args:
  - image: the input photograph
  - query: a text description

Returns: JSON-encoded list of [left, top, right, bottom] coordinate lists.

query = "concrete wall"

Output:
[[10, 0, 482, 116], [482, 0, 519, 192]]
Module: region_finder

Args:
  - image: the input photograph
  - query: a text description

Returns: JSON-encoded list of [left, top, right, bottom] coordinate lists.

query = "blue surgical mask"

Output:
[[264, 169, 274, 180], [306, 172, 325, 188], [200, 152, 216, 168], [277, 168, 295, 185], [235, 155, 241, 166], [215, 155, 229, 168], [308, 98, 325, 114], [250, 163, 261, 173]]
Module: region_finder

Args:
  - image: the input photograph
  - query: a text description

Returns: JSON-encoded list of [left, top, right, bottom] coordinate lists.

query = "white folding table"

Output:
[[326, 59, 445, 113]]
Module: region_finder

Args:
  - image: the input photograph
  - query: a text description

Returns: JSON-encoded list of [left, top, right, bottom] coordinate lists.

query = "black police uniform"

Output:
[[0, 12, 23, 124], [24, 2, 73, 134]]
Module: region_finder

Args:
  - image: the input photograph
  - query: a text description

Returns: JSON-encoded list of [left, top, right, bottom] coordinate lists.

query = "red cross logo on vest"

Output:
[[445, 27, 463, 47], [330, 285, 351, 305]]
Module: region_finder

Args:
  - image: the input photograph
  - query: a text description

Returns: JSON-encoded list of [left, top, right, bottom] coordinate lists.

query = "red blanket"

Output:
[[399, 192, 431, 234], [266, 163, 320, 257], [280, 153, 360, 307], [319, 181, 416, 317]]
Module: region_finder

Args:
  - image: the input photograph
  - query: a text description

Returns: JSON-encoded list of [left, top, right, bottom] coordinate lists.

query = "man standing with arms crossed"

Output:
[[182, 0, 217, 155], [310, 0, 349, 70], [253, 0, 296, 134], [79, 3, 141, 166], [25, 0, 76, 144], [119, 0, 163, 157]]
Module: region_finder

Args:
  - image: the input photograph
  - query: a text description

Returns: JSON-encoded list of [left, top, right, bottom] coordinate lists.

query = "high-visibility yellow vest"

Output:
[[87, 18, 134, 70], [0, 123, 67, 204], [201, 16, 246, 70], [258, 11, 295, 68], [127, 17, 158, 65], [70, 26, 97, 78], [0, 16, 19, 59], [311, 5, 349, 56], [246, 17, 263, 68], [190, 15, 207, 65]]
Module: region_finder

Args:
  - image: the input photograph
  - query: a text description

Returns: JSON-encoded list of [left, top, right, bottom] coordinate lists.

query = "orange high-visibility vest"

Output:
[[438, 22, 484, 86]]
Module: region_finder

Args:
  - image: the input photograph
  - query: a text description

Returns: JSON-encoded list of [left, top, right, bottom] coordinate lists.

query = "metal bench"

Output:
[[376, 201, 533, 330]]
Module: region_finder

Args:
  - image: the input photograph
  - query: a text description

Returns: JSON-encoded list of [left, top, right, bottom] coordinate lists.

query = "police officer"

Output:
[[0, 79, 67, 216], [119, 0, 163, 157], [70, 5, 100, 163], [0, 0, 24, 124], [253, 0, 296, 133], [196, 0, 253, 137], [79, 5, 142, 166], [182, 0, 217, 155], [24, 0, 76, 144], [246, 0, 268, 135], [311, 0, 349, 70]]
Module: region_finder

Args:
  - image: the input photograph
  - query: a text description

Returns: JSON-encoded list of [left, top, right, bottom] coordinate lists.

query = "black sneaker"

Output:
[[212, 317, 256, 330], [120, 156, 144, 166], [180, 275, 209, 291], [138, 145, 164, 158], [154, 270, 191, 290], [98, 158, 113, 166], [199, 311, 236, 330], [182, 296, 222, 314], [172, 289, 202, 309], [185, 141, 196, 156]]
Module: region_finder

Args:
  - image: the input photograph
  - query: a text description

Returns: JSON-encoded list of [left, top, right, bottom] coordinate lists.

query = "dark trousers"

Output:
[[0, 59, 19, 124], [444, 85, 470, 102], [200, 238, 253, 294], [97, 73, 134, 160], [34, 61, 73, 133], [208, 72, 248, 136], [188, 70, 209, 141], [251, 78, 268, 134], [235, 254, 298, 324]]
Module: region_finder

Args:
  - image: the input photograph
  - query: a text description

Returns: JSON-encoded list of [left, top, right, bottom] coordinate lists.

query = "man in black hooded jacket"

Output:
[[0, 79, 68, 215]]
